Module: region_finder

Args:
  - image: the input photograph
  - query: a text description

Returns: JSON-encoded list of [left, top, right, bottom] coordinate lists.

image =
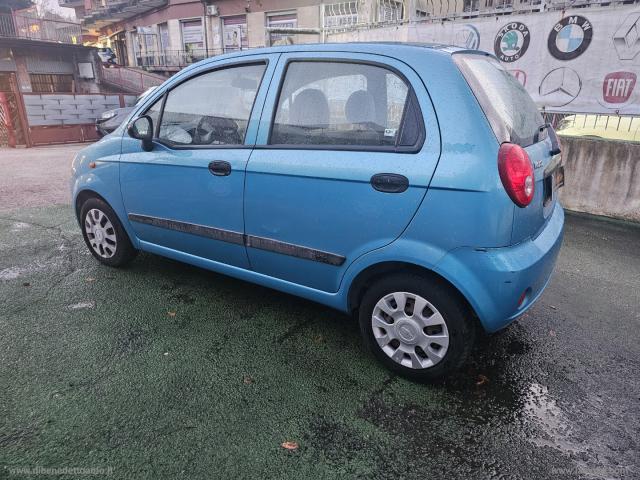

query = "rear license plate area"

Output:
[[555, 165, 565, 188], [543, 175, 553, 207], [543, 165, 564, 207]]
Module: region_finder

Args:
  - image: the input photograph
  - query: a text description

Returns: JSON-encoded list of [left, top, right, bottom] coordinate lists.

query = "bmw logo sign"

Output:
[[494, 22, 531, 63], [548, 15, 593, 60]]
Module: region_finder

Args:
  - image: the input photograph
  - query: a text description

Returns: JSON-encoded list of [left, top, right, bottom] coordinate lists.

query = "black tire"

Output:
[[79, 197, 137, 267], [358, 273, 475, 382]]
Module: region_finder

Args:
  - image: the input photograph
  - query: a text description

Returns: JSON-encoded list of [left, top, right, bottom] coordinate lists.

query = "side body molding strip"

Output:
[[128, 214, 244, 245], [128, 213, 346, 267]]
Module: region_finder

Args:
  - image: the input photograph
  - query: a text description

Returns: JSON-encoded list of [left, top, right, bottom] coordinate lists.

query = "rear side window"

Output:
[[270, 61, 423, 150], [453, 53, 544, 147]]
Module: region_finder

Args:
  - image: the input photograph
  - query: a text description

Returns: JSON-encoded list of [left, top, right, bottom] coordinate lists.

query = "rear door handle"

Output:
[[370, 173, 409, 193], [208, 160, 231, 176]]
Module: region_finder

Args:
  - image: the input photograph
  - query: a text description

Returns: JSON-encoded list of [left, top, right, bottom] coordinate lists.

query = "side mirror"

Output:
[[128, 115, 154, 152]]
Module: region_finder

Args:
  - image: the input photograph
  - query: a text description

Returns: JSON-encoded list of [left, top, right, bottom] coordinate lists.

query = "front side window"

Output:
[[146, 97, 162, 128], [270, 61, 418, 149], [157, 63, 266, 146]]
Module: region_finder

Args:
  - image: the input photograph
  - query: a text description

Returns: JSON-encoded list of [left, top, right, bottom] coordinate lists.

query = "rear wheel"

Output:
[[359, 274, 475, 381], [80, 197, 137, 267]]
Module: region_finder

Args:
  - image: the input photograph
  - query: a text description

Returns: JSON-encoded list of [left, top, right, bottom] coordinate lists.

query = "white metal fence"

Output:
[[321, 0, 640, 31], [544, 111, 640, 142]]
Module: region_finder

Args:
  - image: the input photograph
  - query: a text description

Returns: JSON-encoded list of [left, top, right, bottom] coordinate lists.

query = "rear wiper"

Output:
[[533, 124, 544, 143], [535, 123, 561, 155]]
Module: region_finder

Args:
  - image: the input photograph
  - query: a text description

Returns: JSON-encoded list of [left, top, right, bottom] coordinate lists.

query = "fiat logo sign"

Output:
[[602, 71, 637, 103]]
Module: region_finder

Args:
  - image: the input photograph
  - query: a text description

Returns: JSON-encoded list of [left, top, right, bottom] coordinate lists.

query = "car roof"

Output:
[[188, 42, 464, 70], [242, 42, 461, 53]]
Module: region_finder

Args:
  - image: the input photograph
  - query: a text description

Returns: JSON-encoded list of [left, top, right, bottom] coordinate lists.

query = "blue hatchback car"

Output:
[[71, 43, 565, 381]]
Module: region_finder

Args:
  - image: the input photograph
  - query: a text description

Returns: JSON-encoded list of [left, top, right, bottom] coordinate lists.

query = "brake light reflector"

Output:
[[498, 143, 535, 208]]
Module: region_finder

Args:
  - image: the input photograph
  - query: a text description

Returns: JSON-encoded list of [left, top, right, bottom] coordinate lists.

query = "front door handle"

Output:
[[208, 160, 231, 176], [370, 173, 409, 193]]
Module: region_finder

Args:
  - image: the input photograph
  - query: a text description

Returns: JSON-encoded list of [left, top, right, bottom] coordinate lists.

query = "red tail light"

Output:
[[498, 143, 535, 208]]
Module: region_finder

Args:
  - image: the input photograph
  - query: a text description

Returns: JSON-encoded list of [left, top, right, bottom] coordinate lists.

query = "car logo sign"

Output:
[[548, 15, 593, 61], [539, 67, 582, 107], [602, 71, 637, 104], [456, 24, 481, 50], [509, 69, 527, 87], [494, 22, 531, 63], [613, 12, 640, 60]]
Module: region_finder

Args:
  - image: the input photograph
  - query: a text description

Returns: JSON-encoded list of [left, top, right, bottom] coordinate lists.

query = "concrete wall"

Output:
[[559, 136, 640, 223], [296, 5, 321, 44], [247, 12, 266, 48], [327, 24, 411, 43]]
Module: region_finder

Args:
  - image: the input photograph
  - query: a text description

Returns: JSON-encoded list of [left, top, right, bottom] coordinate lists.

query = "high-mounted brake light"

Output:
[[498, 143, 535, 208]]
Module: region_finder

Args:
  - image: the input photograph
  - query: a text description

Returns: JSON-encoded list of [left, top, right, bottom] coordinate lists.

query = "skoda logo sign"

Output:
[[548, 15, 593, 61], [494, 22, 531, 63]]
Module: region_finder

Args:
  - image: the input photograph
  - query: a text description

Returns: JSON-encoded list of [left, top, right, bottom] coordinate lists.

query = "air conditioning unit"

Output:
[[206, 5, 219, 16]]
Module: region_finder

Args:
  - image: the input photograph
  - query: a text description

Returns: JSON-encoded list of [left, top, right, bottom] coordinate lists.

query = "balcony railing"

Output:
[[81, 0, 168, 28], [134, 49, 225, 69], [0, 14, 82, 44], [101, 66, 166, 93], [57, 0, 84, 6]]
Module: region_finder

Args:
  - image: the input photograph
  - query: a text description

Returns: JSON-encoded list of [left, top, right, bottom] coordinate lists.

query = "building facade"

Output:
[[61, 0, 630, 74], [62, 0, 325, 72], [61, 0, 473, 72], [0, 5, 122, 147]]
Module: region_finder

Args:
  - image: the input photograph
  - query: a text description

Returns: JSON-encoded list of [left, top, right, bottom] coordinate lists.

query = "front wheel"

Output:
[[359, 274, 475, 382], [79, 197, 137, 267]]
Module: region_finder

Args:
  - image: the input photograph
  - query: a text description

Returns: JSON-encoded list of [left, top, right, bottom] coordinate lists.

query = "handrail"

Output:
[[101, 66, 166, 94], [0, 13, 82, 44]]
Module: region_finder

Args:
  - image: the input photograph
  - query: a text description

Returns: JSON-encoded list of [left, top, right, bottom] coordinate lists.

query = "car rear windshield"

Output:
[[453, 52, 544, 147]]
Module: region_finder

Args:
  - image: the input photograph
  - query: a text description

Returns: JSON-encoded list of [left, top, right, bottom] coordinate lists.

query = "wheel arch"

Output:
[[347, 261, 479, 325], [75, 189, 110, 222], [74, 188, 140, 249]]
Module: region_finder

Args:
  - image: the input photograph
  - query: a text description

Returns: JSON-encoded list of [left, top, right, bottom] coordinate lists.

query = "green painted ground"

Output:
[[0, 205, 449, 479], [2, 205, 637, 479]]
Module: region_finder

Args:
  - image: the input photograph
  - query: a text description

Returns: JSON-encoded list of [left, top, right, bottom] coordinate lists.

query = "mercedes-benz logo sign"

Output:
[[539, 67, 582, 107], [548, 15, 593, 61]]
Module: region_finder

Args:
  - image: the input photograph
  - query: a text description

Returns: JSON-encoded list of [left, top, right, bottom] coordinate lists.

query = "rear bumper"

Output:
[[435, 203, 565, 332]]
